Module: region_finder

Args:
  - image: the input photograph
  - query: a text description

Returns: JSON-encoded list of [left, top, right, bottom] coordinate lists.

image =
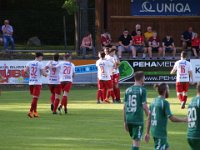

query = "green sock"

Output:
[[132, 146, 139, 150]]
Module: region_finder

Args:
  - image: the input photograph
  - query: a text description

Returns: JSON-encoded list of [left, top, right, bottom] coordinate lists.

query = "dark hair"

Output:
[[64, 53, 71, 60], [108, 48, 116, 53], [124, 28, 128, 32], [99, 51, 105, 58], [154, 83, 168, 95], [53, 53, 59, 61], [181, 51, 187, 58], [35, 52, 43, 58], [197, 83, 200, 93], [134, 71, 144, 81], [85, 32, 91, 37]]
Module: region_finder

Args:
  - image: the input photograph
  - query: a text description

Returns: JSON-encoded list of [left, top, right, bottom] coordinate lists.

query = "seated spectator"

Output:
[[191, 33, 200, 58], [131, 24, 141, 36], [144, 26, 153, 41], [1, 19, 15, 50], [148, 32, 163, 59], [131, 30, 147, 59], [181, 26, 193, 49], [80, 32, 96, 59], [101, 30, 112, 48], [162, 34, 176, 59], [117, 29, 134, 59]]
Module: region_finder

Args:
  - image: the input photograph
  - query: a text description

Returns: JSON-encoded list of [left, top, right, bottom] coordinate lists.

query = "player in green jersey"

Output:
[[123, 71, 149, 150], [145, 83, 187, 150], [187, 83, 200, 150]]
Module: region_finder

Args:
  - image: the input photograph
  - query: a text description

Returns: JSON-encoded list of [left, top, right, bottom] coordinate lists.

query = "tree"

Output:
[[63, 0, 79, 53]]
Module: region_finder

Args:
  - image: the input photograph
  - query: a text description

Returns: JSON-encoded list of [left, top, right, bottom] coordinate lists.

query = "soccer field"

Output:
[[0, 86, 195, 150]]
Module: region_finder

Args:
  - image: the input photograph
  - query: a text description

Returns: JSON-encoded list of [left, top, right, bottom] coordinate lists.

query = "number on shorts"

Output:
[[63, 66, 71, 74]]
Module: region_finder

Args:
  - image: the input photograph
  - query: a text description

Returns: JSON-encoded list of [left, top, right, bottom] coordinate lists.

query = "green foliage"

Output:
[[63, 0, 78, 15]]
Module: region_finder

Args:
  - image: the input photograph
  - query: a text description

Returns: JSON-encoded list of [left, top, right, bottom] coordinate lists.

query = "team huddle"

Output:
[[123, 51, 199, 150], [24, 52, 75, 118]]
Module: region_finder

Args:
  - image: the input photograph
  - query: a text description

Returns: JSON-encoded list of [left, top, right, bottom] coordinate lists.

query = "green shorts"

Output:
[[153, 137, 169, 150], [188, 138, 200, 150], [127, 124, 143, 140]]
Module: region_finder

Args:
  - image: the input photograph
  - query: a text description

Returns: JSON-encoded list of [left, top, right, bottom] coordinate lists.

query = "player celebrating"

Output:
[[24, 52, 47, 118], [187, 83, 200, 150], [109, 48, 121, 103], [145, 83, 187, 150], [53, 53, 75, 114], [45, 53, 62, 114], [96, 51, 114, 103], [123, 71, 149, 150], [170, 51, 193, 109]]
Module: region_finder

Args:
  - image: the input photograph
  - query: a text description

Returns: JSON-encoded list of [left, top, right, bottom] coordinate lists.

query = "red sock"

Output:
[[61, 96, 67, 109], [96, 90, 101, 100], [30, 97, 38, 112], [50, 94, 55, 104], [114, 88, 120, 100], [103, 88, 107, 100], [107, 90, 115, 100], [178, 94, 183, 102], [183, 96, 188, 103], [53, 98, 60, 113]]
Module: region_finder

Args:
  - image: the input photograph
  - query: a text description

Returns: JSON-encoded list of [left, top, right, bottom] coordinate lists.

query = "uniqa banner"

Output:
[[131, 0, 200, 16]]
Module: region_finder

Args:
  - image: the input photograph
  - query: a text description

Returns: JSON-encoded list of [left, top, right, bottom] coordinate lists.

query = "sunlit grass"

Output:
[[0, 86, 195, 150]]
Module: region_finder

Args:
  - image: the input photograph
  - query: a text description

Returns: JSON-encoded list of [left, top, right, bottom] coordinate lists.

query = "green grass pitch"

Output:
[[0, 85, 195, 150]]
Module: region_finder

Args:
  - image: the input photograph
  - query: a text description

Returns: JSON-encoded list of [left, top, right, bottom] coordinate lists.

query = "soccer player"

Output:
[[24, 52, 47, 118], [123, 71, 149, 150], [96, 51, 114, 103], [187, 83, 200, 150], [108, 48, 121, 103], [53, 53, 75, 114], [145, 83, 187, 150], [170, 51, 193, 109], [45, 53, 61, 114]]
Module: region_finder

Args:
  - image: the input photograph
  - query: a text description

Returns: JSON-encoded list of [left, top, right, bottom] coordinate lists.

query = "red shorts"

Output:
[[48, 84, 62, 95], [61, 81, 72, 93], [99, 80, 113, 90], [112, 73, 120, 85], [29, 85, 42, 97], [176, 82, 189, 93]]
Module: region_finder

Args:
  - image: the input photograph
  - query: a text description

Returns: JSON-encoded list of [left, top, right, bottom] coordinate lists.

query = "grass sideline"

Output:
[[0, 86, 195, 150]]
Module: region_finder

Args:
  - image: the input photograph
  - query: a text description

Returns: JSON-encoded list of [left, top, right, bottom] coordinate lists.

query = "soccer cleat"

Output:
[[33, 112, 40, 118], [181, 101, 186, 109], [51, 104, 54, 112], [97, 100, 101, 104], [58, 105, 62, 115], [28, 111, 34, 118], [53, 112, 57, 115], [64, 108, 68, 114]]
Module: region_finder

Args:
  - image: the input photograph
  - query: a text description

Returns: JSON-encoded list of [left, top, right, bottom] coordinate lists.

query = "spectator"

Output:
[[144, 26, 153, 41], [191, 33, 200, 58], [148, 32, 163, 59], [117, 29, 134, 59], [181, 26, 194, 49], [131, 24, 141, 36], [162, 34, 176, 59], [101, 30, 112, 48], [1, 19, 15, 50], [80, 32, 96, 59], [131, 30, 147, 59]]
